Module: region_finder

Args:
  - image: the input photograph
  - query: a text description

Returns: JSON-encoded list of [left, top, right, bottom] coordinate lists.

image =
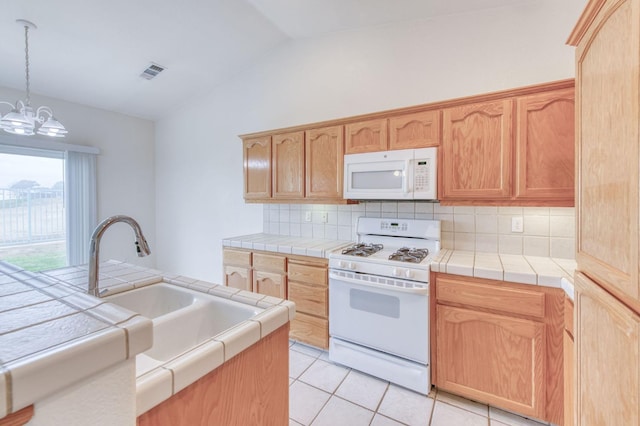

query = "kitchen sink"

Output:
[[106, 282, 263, 362]]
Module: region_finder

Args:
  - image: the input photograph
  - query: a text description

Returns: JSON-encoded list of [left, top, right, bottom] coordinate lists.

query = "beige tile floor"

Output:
[[289, 341, 551, 426]]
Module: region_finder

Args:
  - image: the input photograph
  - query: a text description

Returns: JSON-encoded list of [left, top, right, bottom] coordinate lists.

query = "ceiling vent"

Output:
[[140, 63, 165, 80]]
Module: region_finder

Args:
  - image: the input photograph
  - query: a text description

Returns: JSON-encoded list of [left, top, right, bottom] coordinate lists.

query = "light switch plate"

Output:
[[511, 216, 524, 233]]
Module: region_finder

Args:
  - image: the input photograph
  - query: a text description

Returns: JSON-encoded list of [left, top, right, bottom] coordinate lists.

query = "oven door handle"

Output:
[[329, 271, 429, 294]]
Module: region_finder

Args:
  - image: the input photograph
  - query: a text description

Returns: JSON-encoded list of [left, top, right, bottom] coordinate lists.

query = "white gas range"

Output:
[[328, 217, 440, 395]]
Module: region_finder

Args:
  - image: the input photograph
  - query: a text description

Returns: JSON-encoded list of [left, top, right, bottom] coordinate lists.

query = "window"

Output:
[[0, 151, 66, 271], [0, 136, 98, 271]]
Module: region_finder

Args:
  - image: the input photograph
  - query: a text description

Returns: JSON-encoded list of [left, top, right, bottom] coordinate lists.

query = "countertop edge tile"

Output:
[[7, 326, 127, 414], [0, 366, 7, 419], [136, 367, 173, 417], [163, 340, 224, 395]]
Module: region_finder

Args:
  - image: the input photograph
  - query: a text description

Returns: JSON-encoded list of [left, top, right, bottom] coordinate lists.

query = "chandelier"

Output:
[[0, 20, 67, 138]]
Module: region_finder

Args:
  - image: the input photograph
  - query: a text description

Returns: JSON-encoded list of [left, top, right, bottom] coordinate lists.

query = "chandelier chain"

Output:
[[24, 24, 31, 106]]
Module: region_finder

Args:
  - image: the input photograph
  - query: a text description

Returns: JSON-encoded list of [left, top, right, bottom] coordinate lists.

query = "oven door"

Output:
[[343, 151, 412, 199], [329, 270, 429, 363]]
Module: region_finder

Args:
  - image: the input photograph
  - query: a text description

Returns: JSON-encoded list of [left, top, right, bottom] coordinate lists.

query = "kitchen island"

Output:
[[0, 260, 294, 425]]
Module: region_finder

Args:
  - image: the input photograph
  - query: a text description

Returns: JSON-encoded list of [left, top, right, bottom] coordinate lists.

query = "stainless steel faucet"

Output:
[[88, 215, 151, 297]]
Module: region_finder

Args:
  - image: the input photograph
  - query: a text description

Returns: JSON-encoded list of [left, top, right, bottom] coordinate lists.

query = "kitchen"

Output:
[[0, 0, 627, 425]]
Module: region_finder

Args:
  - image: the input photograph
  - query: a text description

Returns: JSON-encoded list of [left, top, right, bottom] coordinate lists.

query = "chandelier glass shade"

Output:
[[0, 20, 67, 138]]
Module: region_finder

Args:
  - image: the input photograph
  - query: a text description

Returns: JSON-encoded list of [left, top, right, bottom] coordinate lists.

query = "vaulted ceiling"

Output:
[[0, 0, 532, 120]]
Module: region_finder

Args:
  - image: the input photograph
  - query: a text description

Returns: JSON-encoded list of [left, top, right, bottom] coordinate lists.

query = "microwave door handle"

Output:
[[403, 159, 411, 194]]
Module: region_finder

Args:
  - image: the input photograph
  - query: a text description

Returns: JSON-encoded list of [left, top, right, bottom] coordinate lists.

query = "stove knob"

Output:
[[338, 261, 346, 268], [392, 268, 401, 277], [348, 262, 356, 270], [405, 270, 414, 279]]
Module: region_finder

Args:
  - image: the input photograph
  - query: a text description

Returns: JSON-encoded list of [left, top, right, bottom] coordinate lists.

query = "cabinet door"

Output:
[[224, 265, 252, 292], [436, 304, 545, 419], [272, 131, 304, 199], [243, 137, 271, 200], [345, 119, 388, 154], [575, 0, 640, 310], [305, 125, 344, 199], [563, 330, 574, 426], [575, 272, 640, 426], [389, 110, 441, 150], [515, 88, 575, 201], [441, 100, 513, 200], [253, 270, 286, 299]]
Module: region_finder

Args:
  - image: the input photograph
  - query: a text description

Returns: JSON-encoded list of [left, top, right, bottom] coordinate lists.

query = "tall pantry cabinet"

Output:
[[568, 0, 640, 424]]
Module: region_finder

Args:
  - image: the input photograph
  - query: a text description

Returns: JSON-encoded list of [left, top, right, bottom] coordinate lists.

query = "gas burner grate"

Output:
[[388, 247, 429, 263], [341, 243, 384, 257]]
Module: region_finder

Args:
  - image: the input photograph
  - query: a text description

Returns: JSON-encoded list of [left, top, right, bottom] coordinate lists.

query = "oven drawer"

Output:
[[289, 281, 328, 317], [291, 313, 328, 349]]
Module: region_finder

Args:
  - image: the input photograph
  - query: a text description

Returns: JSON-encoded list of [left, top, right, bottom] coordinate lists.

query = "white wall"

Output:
[[155, 0, 587, 281], [0, 86, 156, 268]]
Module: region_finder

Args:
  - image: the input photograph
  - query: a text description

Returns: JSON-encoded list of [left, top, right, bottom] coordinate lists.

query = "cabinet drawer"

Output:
[[290, 313, 329, 349], [253, 253, 286, 273], [289, 282, 328, 317], [288, 262, 327, 287], [223, 248, 251, 266], [436, 275, 545, 320]]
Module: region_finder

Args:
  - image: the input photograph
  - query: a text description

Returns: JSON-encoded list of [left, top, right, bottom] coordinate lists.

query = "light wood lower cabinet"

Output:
[[137, 324, 289, 426], [433, 273, 564, 425], [437, 305, 546, 418], [0, 406, 33, 426], [222, 248, 329, 348], [563, 296, 574, 426], [223, 248, 252, 291], [253, 253, 287, 299], [575, 272, 640, 426], [288, 259, 329, 348]]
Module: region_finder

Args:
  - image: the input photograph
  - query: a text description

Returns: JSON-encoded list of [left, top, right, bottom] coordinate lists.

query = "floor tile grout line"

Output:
[[291, 347, 545, 426]]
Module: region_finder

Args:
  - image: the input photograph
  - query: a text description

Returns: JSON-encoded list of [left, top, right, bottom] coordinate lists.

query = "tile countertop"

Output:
[[0, 260, 295, 419], [431, 249, 576, 300], [222, 233, 353, 258]]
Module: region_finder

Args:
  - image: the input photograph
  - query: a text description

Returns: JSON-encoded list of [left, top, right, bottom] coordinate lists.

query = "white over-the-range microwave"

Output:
[[343, 147, 437, 200]]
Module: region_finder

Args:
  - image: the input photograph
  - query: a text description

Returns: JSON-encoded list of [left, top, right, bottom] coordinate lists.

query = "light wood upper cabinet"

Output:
[[389, 110, 441, 150], [570, 0, 640, 312], [515, 88, 575, 200], [272, 131, 304, 199], [243, 137, 271, 200], [305, 125, 344, 199], [574, 272, 640, 426], [441, 100, 513, 200], [345, 118, 388, 154]]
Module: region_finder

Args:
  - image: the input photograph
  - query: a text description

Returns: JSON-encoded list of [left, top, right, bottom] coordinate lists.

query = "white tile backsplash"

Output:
[[262, 203, 576, 259]]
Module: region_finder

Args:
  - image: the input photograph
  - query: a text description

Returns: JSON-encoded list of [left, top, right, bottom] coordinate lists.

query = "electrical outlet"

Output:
[[511, 216, 524, 233], [304, 211, 312, 222], [320, 212, 328, 223]]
